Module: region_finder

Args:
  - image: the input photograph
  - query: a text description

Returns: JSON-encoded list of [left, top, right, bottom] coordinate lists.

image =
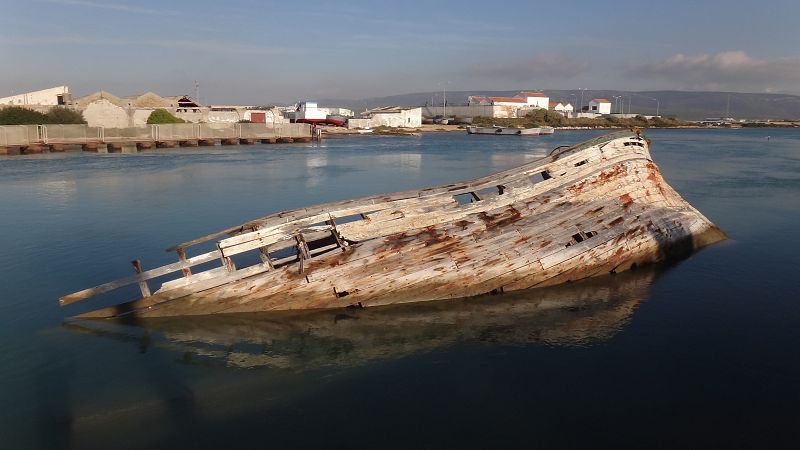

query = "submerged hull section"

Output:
[[66, 268, 658, 371], [61, 131, 726, 319]]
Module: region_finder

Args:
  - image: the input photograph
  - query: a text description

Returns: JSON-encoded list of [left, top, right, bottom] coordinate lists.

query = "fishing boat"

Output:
[[467, 126, 540, 135], [290, 101, 345, 127], [539, 126, 555, 135], [59, 130, 726, 319]]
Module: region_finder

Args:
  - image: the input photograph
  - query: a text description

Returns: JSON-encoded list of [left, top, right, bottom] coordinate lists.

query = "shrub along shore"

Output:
[[473, 109, 691, 129], [0, 106, 86, 125]]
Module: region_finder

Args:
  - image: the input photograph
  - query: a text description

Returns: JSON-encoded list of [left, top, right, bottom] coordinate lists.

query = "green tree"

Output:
[[0, 106, 48, 125], [523, 109, 566, 127], [146, 109, 185, 124], [44, 107, 86, 124]]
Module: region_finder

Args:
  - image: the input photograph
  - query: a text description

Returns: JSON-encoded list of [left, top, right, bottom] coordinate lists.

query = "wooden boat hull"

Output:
[[62, 131, 726, 319], [467, 126, 540, 135], [66, 267, 659, 370]]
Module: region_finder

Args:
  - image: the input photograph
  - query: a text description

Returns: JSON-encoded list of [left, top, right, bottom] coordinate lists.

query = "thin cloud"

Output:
[[45, 0, 180, 16], [0, 34, 290, 56], [473, 54, 590, 82], [625, 51, 800, 90]]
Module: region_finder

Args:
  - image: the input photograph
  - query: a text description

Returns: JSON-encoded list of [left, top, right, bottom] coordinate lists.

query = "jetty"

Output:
[[59, 130, 726, 319], [0, 123, 315, 155]]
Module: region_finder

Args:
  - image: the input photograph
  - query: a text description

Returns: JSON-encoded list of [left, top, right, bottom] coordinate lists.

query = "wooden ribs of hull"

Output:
[[67, 131, 727, 319]]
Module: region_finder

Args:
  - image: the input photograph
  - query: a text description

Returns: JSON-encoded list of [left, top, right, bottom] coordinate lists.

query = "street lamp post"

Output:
[[651, 97, 660, 116], [569, 94, 577, 116], [440, 81, 450, 119]]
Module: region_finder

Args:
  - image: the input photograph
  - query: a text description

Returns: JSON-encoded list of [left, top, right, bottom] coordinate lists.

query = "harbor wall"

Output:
[[0, 123, 311, 147]]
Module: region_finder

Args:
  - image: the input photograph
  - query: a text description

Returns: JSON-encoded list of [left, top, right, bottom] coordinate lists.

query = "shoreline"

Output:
[[319, 123, 798, 137]]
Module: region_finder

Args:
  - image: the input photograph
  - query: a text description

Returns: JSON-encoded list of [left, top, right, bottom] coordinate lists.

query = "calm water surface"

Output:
[[1, 129, 799, 449]]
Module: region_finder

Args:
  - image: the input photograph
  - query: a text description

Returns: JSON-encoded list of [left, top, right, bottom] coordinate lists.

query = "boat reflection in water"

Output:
[[65, 266, 663, 371]]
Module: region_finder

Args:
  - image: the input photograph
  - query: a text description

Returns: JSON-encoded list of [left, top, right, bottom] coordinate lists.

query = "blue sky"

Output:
[[2, 0, 799, 103]]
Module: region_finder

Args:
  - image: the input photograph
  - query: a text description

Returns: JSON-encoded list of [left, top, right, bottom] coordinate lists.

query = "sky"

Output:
[[1, 0, 799, 104]]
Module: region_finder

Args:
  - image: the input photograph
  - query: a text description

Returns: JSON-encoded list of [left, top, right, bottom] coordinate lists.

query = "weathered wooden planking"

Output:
[[163, 133, 636, 253], [62, 131, 727, 318], [59, 250, 222, 305]]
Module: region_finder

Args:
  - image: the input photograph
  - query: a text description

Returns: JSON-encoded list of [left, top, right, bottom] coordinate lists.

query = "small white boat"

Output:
[[356, 128, 373, 134], [539, 127, 555, 135], [467, 126, 540, 136]]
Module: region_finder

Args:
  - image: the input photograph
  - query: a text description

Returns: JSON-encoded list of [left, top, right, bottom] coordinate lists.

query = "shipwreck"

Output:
[[65, 267, 660, 371], [59, 130, 726, 319]]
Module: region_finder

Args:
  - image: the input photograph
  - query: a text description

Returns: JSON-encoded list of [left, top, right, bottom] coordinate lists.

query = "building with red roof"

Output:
[[589, 98, 612, 115]]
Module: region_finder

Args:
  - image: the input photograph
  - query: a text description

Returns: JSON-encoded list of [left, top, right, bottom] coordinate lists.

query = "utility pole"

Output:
[[726, 94, 731, 118], [443, 83, 446, 118]]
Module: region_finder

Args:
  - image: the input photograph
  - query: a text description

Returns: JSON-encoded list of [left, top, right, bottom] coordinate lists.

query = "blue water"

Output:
[[1, 129, 799, 449]]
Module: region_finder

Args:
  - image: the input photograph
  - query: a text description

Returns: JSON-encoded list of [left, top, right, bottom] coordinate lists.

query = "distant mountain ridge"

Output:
[[316, 90, 800, 120]]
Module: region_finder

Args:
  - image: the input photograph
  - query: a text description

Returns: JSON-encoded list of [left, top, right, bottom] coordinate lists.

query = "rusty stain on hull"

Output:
[[59, 130, 727, 319]]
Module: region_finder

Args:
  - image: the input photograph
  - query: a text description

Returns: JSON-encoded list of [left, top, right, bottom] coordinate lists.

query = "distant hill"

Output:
[[317, 90, 800, 120]]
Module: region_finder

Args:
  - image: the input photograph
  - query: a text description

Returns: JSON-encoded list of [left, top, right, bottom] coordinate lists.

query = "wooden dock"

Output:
[[0, 123, 316, 155]]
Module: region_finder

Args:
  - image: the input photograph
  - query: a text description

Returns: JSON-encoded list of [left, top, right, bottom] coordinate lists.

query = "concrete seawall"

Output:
[[0, 123, 314, 155]]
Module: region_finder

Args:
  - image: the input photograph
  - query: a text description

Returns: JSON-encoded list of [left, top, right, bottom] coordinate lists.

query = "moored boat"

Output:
[[290, 101, 346, 127], [325, 114, 347, 127], [59, 130, 726, 319], [539, 126, 555, 135], [467, 126, 540, 135]]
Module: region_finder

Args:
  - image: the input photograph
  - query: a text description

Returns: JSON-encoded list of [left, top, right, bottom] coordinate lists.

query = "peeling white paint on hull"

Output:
[[61, 130, 726, 319]]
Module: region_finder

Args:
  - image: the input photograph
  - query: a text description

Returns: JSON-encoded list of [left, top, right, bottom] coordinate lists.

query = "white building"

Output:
[[0, 86, 71, 106], [465, 91, 550, 117], [588, 98, 612, 115], [516, 91, 550, 109], [318, 107, 353, 117], [469, 92, 550, 109], [468, 96, 492, 106], [548, 101, 574, 114], [74, 91, 208, 127], [358, 106, 422, 128], [207, 106, 287, 124], [487, 96, 528, 107], [289, 101, 327, 123]]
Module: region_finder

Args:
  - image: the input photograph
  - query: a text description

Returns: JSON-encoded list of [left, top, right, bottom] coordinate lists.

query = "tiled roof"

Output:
[[592, 98, 611, 103], [519, 91, 547, 97], [490, 96, 527, 103], [365, 105, 418, 114]]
